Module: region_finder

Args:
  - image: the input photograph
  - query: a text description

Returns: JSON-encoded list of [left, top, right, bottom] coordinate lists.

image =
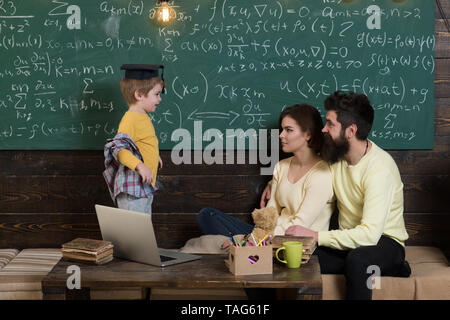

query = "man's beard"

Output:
[[321, 131, 349, 164]]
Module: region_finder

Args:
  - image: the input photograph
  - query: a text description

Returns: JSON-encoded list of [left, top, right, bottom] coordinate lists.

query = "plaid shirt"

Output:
[[103, 133, 157, 203]]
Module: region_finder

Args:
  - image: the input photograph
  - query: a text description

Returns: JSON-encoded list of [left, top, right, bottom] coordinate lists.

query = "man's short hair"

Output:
[[120, 77, 165, 106], [324, 91, 374, 140]]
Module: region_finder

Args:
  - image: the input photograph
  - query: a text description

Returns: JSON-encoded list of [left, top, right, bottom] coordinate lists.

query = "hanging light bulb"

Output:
[[155, 0, 175, 24]]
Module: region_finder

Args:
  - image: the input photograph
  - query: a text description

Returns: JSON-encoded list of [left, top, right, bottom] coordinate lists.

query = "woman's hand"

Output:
[[221, 234, 246, 253]]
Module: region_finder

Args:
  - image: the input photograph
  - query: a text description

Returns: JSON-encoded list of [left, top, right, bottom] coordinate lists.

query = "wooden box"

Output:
[[225, 245, 273, 276]]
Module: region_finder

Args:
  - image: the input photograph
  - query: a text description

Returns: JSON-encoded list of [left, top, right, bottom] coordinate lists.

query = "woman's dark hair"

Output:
[[324, 91, 374, 140], [278, 104, 324, 154]]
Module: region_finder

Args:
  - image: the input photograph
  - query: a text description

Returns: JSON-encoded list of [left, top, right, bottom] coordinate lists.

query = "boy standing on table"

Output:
[[103, 64, 165, 215]]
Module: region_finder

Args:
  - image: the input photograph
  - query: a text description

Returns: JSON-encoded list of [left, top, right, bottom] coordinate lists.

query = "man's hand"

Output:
[[136, 163, 154, 185], [285, 225, 318, 242], [259, 183, 271, 208], [158, 156, 163, 169]]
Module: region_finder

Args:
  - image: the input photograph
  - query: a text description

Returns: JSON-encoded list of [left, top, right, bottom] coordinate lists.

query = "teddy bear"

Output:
[[248, 206, 279, 245]]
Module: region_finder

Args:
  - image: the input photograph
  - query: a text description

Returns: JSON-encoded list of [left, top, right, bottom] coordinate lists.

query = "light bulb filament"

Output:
[[161, 6, 170, 22]]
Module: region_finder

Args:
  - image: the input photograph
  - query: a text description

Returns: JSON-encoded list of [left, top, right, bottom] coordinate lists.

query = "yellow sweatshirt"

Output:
[[117, 111, 159, 187], [318, 141, 409, 250], [267, 157, 335, 235]]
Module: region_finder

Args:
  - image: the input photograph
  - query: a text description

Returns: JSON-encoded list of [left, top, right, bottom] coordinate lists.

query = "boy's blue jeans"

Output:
[[197, 207, 254, 236], [116, 192, 153, 216]]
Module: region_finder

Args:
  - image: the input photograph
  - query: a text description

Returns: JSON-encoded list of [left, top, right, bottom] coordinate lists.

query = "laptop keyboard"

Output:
[[160, 255, 176, 262]]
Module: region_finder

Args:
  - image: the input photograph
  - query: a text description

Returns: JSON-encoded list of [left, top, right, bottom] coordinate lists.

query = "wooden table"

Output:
[[42, 255, 322, 300]]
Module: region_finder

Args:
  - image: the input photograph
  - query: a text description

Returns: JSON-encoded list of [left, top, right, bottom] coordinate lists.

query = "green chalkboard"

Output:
[[0, 0, 435, 150]]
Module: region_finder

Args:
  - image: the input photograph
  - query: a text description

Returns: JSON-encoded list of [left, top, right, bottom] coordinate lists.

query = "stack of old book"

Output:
[[62, 238, 114, 265], [271, 236, 317, 265]]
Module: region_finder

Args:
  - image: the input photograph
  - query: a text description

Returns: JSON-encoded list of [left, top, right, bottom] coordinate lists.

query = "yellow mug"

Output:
[[275, 241, 303, 268]]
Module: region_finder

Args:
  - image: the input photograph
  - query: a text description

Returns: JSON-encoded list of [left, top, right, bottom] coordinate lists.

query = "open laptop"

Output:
[[95, 204, 201, 267]]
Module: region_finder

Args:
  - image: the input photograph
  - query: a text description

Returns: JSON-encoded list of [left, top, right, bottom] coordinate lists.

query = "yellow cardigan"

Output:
[[267, 158, 335, 236]]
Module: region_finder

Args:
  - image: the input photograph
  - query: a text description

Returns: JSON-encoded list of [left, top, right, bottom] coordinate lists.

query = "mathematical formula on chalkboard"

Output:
[[0, 0, 435, 149]]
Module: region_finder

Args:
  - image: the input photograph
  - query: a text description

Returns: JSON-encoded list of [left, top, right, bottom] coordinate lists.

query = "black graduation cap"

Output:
[[120, 64, 165, 93], [120, 64, 164, 81]]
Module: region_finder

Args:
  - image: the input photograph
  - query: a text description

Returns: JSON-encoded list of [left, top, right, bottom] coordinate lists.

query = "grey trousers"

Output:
[[116, 192, 153, 216]]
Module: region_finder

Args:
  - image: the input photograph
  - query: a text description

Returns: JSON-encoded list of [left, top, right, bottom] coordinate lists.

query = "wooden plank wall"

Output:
[[1, 3, 449, 258]]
